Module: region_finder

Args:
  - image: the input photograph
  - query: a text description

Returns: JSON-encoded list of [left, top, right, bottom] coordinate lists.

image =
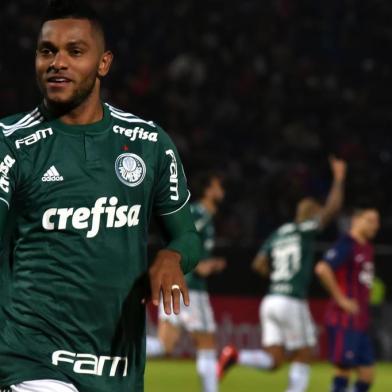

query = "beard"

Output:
[[38, 74, 98, 116]]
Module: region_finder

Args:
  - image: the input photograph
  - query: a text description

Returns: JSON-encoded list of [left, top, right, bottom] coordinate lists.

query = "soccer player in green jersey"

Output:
[[146, 172, 226, 392], [0, 1, 202, 391], [218, 157, 347, 392]]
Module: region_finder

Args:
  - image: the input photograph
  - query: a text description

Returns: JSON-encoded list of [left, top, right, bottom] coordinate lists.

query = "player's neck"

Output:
[[44, 92, 104, 126], [200, 198, 217, 215], [349, 228, 367, 244]]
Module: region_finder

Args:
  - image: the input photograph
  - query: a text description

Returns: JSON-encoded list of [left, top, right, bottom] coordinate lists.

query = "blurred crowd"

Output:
[[1, 0, 391, 244]]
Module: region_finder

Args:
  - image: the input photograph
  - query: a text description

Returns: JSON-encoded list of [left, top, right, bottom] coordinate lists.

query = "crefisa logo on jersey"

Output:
[[0, 154, 16, 193], [115, 153, 146, 187]]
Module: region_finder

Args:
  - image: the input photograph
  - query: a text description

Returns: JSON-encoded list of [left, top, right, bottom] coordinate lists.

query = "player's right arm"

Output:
[[252, 235, 272, 278], [0, 137, 17, 239], [315, 262, 358, 314], [318, 156, 347, 228], [194, 257, 226, 277], [0, 204, 8, 240], [252, 254, 269, 277], [315, 238, 359, 315]]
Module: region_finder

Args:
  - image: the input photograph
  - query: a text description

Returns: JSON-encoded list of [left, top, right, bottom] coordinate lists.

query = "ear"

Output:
[[98, 50, 114, 78]]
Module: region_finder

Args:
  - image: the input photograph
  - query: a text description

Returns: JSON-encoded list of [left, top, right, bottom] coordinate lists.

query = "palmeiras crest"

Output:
[[115, 153, 146, 187]]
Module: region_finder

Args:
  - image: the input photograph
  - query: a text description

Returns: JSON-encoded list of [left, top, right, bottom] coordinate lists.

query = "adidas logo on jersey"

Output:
[[42, 166, 64, 182]]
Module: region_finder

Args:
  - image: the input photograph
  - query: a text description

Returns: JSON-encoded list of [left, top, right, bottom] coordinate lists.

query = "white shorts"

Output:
[[158, 290, 216, 333], [10, 380, 78, 392], [260, 295, 316, 351]]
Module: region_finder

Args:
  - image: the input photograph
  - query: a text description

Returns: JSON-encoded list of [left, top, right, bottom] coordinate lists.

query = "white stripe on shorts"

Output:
[[11, 380, 79, 392]]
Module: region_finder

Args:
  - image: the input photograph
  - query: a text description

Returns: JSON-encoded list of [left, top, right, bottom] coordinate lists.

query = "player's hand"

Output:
[[337, 296, 359, 315], [195, 258, 227, 276], [148, 249, 189, 316], [329, 156, 347, 182], [213, 257, 227, 272]]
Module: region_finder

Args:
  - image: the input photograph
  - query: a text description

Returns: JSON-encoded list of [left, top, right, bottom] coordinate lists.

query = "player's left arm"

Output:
[[318, 156, 347, 228], [151, 127, 202, 315]]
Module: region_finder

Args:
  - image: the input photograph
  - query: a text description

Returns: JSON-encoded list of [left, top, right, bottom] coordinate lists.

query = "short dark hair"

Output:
[[192, 171, 224, 199], [41, 0, 106, 47]]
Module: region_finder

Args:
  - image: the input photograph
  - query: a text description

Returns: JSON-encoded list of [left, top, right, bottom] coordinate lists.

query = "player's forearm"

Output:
[[315, 261, 345, 303], [0, 203, 8, 241], [194, 259, 213, 277], [166, 231, 202, 274], [252, 265, 268, 277], [194, 258, 224, 276], [252, 255, 269, 277], [159, 206, 203, 274], [320, 179, 345, 227]]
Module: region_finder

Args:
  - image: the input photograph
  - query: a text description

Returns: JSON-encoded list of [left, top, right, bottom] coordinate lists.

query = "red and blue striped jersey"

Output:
[[323, 234, 374, 331]]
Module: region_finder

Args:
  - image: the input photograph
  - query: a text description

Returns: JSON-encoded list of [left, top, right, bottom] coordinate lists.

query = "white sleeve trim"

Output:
[[158, 190, 191, 216], [0, 197, 10, 209], [299, 218, 320, 232], [194, 217, 210, 231]]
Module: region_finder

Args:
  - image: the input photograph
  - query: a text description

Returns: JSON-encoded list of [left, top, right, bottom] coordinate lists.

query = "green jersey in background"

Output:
[[185, 202, 215, 292], [259, 219, 320, 299]]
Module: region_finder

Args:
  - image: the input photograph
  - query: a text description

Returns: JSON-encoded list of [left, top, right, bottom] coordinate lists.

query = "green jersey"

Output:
[[185, 202, 215, 291], [0, 103, 195, 391], [259, 219, 320, 299]]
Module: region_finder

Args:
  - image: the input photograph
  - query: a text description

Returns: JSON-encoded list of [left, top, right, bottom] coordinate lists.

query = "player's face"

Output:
[[207, 178, 225, 204], [354, 209, 380, 240], [36, 19, 112, 109], [308, 202, 322, 218], [296, 198, 322, 222]]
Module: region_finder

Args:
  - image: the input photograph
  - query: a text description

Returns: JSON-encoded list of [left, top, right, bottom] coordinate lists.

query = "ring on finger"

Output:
[[171, 284, 181, 291]]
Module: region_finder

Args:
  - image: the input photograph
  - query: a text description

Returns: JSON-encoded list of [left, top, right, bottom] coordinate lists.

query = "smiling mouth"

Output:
[[47, 77, 72, 86]]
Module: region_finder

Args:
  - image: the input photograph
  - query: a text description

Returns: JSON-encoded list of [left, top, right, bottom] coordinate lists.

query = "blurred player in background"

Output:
[[315, 207, 380, 392], [147, 172, 226, 392], [218, 157, 347, 392]]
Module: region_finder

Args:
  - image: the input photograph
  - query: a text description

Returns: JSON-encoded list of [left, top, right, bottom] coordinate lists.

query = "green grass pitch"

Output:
[[146, 360, 391, 391]]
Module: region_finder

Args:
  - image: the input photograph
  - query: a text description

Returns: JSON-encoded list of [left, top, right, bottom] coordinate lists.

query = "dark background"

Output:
[[1, 0, 391, 298]]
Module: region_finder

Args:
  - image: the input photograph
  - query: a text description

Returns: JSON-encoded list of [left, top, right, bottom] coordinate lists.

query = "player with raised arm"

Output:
[[315, 207, 380, 392], [218, 157, 346, 392], [0, 1, 201, 391], [147, 172, 226, 392]]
